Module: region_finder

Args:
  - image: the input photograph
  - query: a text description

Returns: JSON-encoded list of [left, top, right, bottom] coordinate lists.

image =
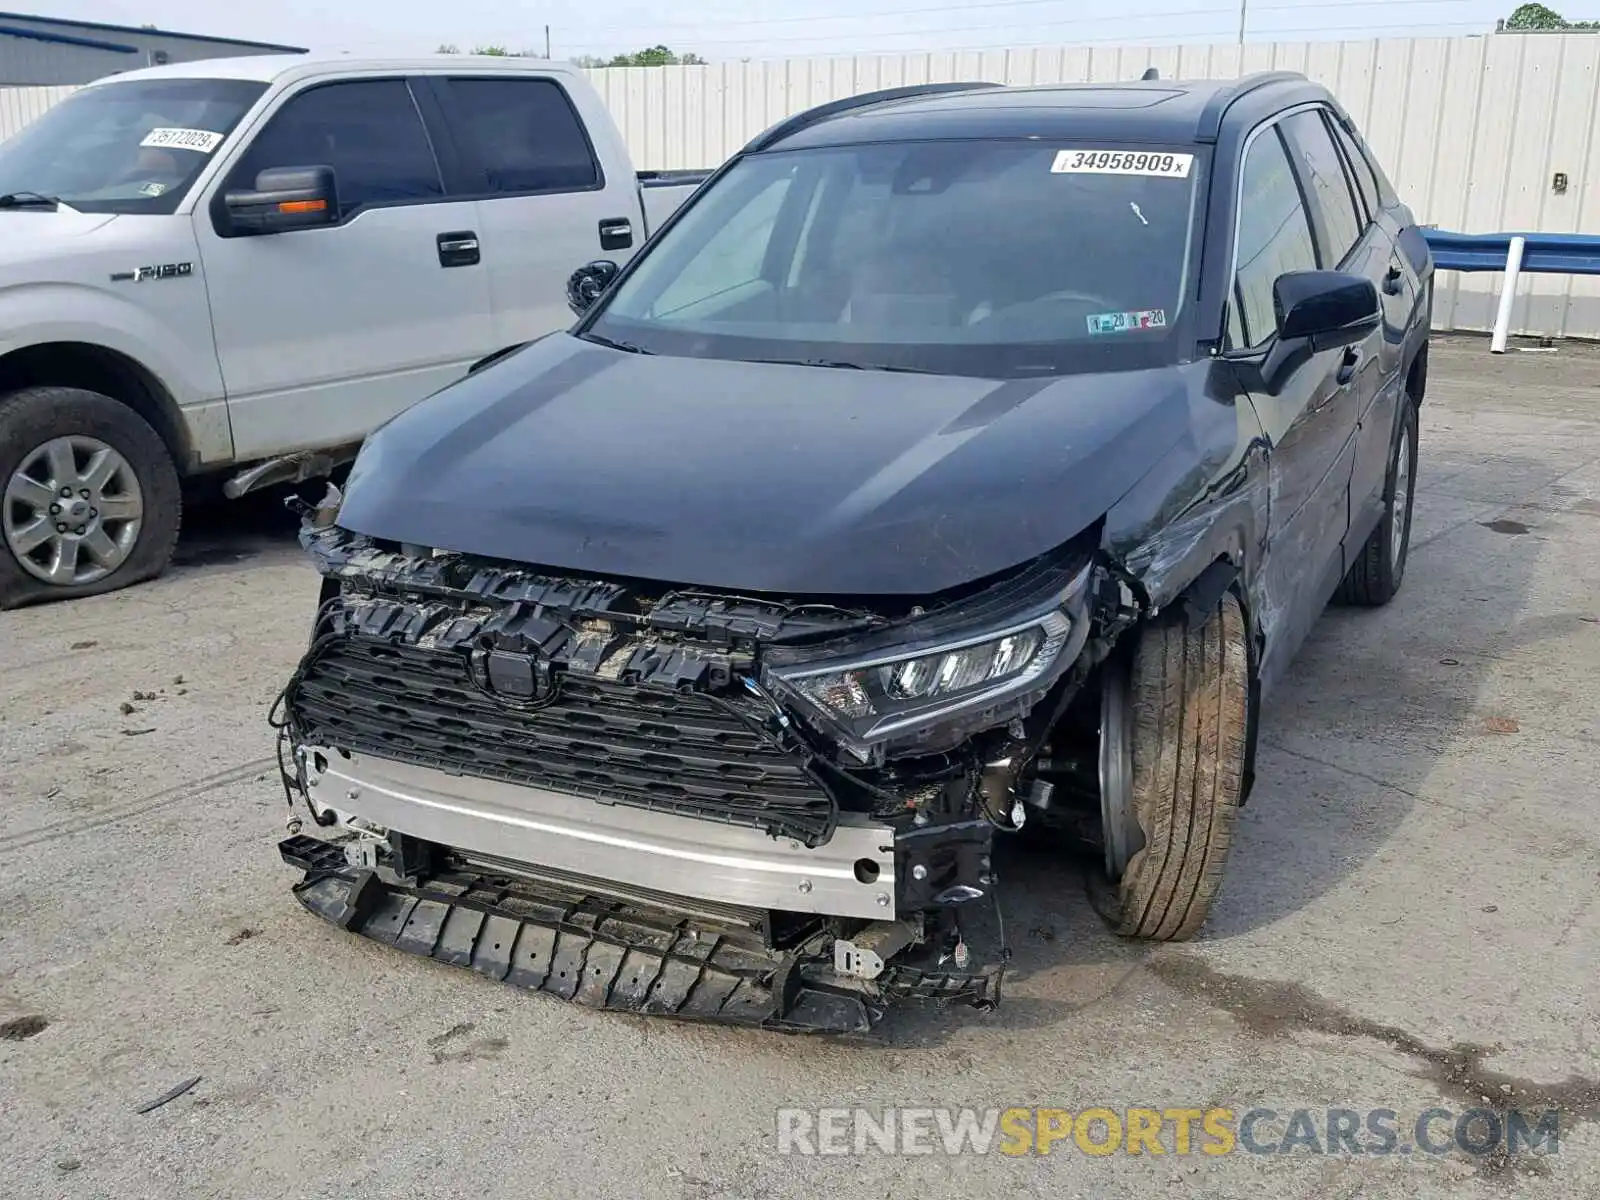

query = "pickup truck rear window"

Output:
[[442, 77, 601, 195], [0, 78, 267, 215], [586, 138, 1203, 379]]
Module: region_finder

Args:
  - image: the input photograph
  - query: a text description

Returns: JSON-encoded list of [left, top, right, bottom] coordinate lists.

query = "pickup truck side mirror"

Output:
[[1274, 270, 1380, 351], [223, 165, 339, 235], [567, 260, 619, 316]]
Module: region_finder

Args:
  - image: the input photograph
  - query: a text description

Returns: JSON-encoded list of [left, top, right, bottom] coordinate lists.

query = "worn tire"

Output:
[[1334, 398, 1418, 607], [1114, 591, 1249, 941], [0, 386, 182, 610]]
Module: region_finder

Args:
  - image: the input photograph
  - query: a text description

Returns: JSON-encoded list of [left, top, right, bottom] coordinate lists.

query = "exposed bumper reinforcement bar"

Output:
[[301, 748, 899, 920], [223, 443, 360, 499], [279, 835, 1002, 1033]]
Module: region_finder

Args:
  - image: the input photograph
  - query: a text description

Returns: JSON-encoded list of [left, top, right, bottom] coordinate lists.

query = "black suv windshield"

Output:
[[0, 78, 267, 215], [587, 139, 1203, 378]]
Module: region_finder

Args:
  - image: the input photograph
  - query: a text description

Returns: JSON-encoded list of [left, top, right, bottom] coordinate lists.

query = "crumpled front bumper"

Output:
[[281, 748, 1005, 1033], [280, 835, 1003, 1034]]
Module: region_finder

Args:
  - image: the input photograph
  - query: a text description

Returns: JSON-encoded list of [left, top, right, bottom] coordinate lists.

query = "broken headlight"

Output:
[[765, 563, 1092, 760]]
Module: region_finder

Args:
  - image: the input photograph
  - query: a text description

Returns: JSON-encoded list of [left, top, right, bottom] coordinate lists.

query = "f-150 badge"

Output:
[[110, 262, 193, 283]]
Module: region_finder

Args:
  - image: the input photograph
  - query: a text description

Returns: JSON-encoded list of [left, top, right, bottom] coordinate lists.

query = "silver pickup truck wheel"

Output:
[[0, 386, 181, 608], [5, 434, 143, 584]]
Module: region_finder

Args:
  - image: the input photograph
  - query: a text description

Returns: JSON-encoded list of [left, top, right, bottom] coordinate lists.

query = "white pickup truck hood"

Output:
[[0, 207, 121, 260]]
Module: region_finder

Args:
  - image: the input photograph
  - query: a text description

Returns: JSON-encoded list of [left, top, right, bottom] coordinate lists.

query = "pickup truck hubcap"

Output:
[[4, 436, 143, 586]]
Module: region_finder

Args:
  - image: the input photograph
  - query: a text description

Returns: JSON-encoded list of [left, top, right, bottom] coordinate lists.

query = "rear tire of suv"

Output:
[[1107, 591, 1249, 941], [0, 386, 182, 609], [1334, 397, 1418, 607]]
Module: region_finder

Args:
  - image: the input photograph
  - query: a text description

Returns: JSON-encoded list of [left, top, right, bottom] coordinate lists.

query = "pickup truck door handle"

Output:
[[437, 231, 480, 268], [598, 217, 633, 251], [1382, 263, 1404, 295], [1336, 347, 1361, 386]]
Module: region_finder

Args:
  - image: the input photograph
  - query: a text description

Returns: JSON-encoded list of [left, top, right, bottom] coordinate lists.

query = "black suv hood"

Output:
[[335, 334, 1195, 596]]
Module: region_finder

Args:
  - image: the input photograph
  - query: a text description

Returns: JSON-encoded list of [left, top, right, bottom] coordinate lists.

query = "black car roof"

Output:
[[752, 73, 1332, 153]]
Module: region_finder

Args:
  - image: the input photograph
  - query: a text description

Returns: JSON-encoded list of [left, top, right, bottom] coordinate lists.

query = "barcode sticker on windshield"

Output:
[[1051, 150, 1193, 178], [141, 127, 224, 153]]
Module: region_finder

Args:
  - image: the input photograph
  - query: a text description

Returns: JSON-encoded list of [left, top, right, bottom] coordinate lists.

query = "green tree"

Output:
[[577, 46, 707, 67], [1505, 4, 1600, 28], [436, 43, 541, 56]]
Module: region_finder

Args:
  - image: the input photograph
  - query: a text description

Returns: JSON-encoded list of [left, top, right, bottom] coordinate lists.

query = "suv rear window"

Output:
[[1328, 115, 1382, 219]]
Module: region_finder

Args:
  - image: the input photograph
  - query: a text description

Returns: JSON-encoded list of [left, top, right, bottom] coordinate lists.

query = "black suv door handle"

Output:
[[1336, 347, 1361, 386], [437, 231, 480, 267], [1382, 263, 1404, 295], [599, 217, 633, 251]]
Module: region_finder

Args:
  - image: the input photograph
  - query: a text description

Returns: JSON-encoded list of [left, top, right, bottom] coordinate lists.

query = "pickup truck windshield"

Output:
[[587, 139, 1202, 378], [0, 79, 267, 215]]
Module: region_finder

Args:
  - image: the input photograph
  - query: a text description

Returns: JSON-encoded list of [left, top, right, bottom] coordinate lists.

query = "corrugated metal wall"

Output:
[[3, 34, 1599, 337], [0, 83, 76, 132]]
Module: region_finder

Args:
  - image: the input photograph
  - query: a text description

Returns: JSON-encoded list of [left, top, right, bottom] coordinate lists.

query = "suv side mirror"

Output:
[[1274, 270, 1380, 351], [567, 260, 619, 316], [223, 165, 338, 235]]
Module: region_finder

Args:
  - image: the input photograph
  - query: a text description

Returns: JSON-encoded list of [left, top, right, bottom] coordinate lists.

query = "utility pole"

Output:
[[545, 24, 551, 58], [1238, 0, 1246, 45]]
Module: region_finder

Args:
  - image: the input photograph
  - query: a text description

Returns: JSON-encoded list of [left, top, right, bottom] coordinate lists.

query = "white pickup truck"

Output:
[[0, 54, 707, 607]]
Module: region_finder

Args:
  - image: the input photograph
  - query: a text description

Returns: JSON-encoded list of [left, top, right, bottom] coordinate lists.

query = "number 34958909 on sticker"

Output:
[[1051, 149, 1194, 177]]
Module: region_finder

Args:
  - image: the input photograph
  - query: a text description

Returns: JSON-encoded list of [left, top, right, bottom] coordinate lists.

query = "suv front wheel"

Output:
[[1100, 590, 1250, 940], [0, 386, 181, 608]]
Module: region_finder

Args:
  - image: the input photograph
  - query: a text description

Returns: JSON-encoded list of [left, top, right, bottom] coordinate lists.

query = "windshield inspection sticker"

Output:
[[1087, 309, 1168, 335], [140, 127, 224, 153], [1051, 149, 1194, 178]]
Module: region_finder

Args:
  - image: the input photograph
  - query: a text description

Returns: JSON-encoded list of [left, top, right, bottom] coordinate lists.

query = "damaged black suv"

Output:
[[275, 71, 1432, 1033]]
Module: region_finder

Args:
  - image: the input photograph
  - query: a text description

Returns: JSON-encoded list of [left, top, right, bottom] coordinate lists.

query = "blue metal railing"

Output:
[[1420, 228, 1600, 350], [1422, 229, 1600, 276]]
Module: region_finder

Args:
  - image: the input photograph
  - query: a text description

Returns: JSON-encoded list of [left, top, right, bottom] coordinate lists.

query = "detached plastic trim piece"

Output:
[[280, 836, 879, 1034], [279, 836, 1004, 1033]]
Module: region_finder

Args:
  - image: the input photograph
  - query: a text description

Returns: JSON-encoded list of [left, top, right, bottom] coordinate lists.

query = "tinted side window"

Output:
[[229, 80, 442, 217], [1280, 109, 1365, 266], [1232, 127, 1319, 348], [446, 78, 600, 194], [1329, 114, 1382, 219]]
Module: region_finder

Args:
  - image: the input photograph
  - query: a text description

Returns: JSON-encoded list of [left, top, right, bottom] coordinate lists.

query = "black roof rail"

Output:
[[742, 81, 1002, 153], [1194, 70, 1309, 141], [1140, 66, 1160, 80]]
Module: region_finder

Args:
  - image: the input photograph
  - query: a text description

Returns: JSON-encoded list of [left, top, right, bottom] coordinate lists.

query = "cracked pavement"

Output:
[[0, 335, 1596, 1199]]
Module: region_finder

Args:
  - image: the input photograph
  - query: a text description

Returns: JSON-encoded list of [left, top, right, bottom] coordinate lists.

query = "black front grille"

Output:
[[289, 637, 837, 845]]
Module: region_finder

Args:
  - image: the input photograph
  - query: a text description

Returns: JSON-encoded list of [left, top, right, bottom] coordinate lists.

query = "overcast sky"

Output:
[[34, 0, 1584, 61]]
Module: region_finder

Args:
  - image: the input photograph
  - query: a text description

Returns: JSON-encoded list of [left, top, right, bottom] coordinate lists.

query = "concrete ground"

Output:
[[1, 335, 1596, 1200]]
